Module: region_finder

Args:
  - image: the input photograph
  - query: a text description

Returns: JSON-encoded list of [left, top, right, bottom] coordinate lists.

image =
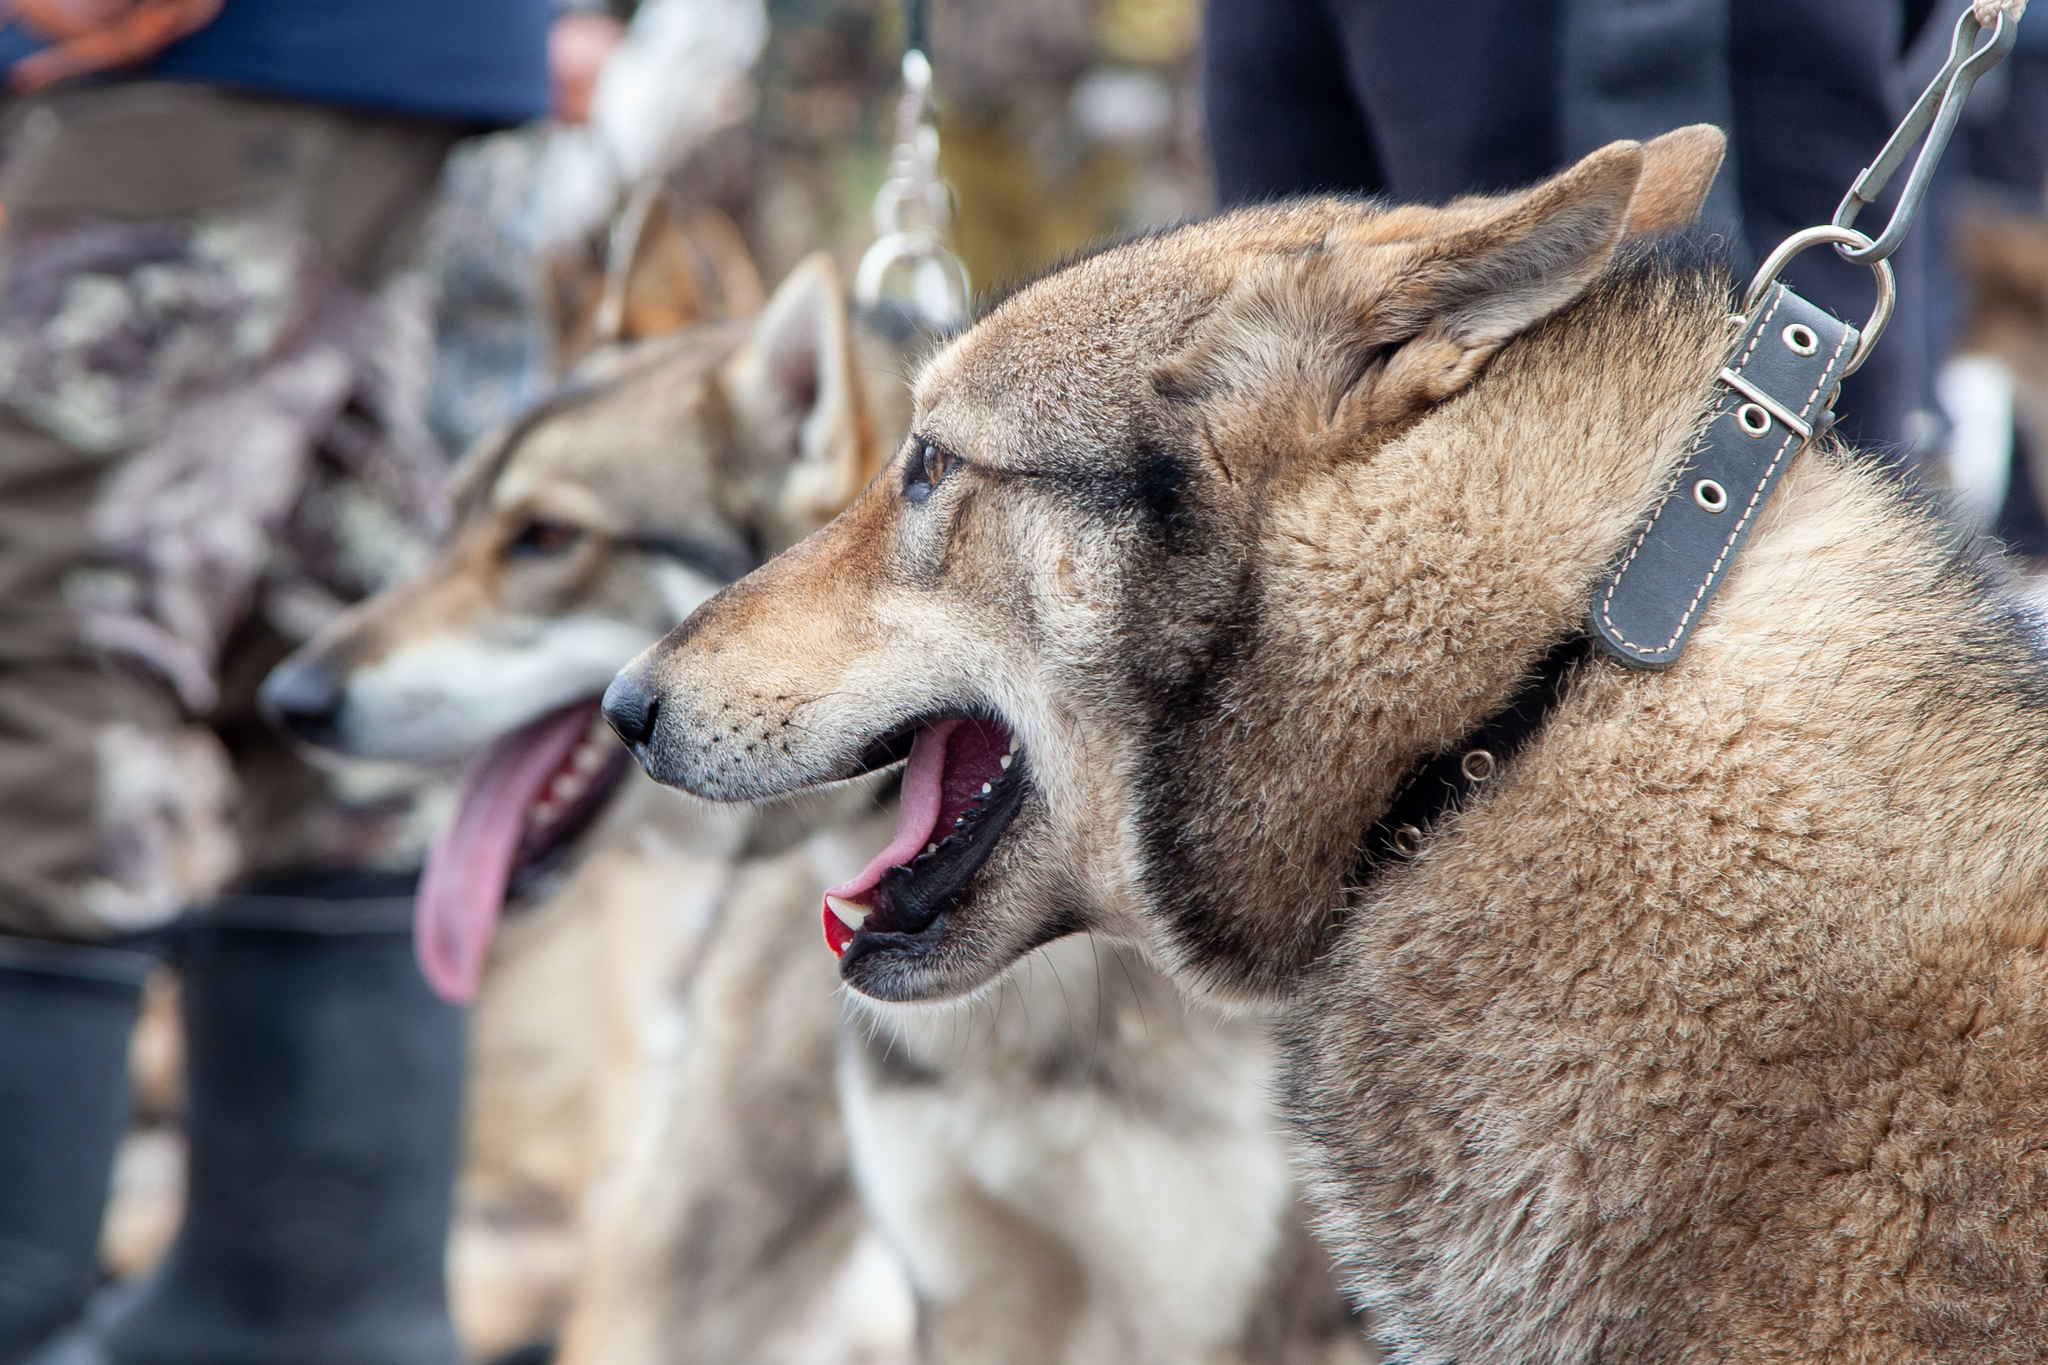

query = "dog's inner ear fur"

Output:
[[1352, 128, 1722, 425], [1154, 139, 1661, 448], [724, 252, 873, 533], [1342, 140, 1648, 430]]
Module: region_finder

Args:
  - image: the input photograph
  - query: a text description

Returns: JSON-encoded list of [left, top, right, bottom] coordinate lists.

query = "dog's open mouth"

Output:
[[822, 717, 1025, 965], [415, 701, 630, 1003]]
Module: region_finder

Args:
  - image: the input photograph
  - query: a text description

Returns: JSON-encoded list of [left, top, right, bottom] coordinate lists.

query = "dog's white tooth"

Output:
[[528, 799, 559, 827], [980, 782, 992, 795], [572, 742, 605, 775], [825, 896, 869, 931], [551, 773, 585, 802], [925, 843, 938, 855], [999, 754, 1012, 769]]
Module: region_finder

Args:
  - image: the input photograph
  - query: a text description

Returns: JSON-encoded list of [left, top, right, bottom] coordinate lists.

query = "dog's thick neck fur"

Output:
[[1129, 242, 2048, 1359], [1139, 254, 1746, 996], [1198, 257, 2048, 1358], [1163, 252, 2048, 1359]]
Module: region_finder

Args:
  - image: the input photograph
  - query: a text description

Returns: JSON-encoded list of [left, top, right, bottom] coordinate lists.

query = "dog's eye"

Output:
[[506, 518, 583, 558], [903, 442, 955, 505]]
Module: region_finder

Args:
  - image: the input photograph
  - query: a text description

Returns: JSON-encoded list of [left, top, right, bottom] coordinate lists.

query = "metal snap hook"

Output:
[[1832, 7, 2018, 267]]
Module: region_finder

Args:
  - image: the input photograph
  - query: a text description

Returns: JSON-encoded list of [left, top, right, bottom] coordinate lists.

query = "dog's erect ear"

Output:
[[1624, 124, 1725, 239], [1153, 141, 1645, 446], [1341, 139, 1645, 427], [618, 205, 767, 339], [551, 203, 769, 368], [723, 252, 876, 531]]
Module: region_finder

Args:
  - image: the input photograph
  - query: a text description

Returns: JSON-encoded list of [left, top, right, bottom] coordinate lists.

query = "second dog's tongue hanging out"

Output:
[[415, 703, 617, 1002]]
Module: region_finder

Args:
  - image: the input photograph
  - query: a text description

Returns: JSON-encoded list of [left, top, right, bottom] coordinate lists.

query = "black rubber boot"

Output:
[[0, 934, 152, 1364], [102, 874, 465, 1365]]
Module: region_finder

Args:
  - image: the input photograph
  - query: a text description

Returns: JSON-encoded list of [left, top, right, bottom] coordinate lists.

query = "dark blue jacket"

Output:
[[144, 0, 550, 125]]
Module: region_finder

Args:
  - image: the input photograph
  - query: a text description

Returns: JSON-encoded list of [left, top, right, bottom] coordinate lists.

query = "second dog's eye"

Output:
[[506, 518, 583, 558], [903, 442, 955, 504]]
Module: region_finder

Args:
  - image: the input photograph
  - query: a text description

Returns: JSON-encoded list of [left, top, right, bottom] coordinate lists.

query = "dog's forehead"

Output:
[[452, 328, 741, 510], [918, 198, 1401, 459]]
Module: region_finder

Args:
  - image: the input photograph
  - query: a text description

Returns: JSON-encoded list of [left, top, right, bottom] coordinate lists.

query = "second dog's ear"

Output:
[[552, 203, 766, 369], [724, 253, 876, 533]]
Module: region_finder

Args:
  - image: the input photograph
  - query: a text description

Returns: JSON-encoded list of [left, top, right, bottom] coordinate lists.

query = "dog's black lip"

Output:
[[839, 740, 1029, 977], [838, 910, 950, 979]]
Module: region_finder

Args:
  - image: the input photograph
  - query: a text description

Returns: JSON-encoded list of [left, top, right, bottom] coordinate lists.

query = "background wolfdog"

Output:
[[274, 245, 1369, 1362], [268, 248, 895, 1360]]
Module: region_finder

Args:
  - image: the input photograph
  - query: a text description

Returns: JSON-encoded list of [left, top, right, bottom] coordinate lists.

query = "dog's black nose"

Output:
[[602, 670, 659, 748], [259, 657, 344, 749]]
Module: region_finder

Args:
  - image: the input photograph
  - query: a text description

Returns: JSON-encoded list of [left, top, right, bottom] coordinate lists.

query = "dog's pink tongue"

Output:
[[822, 719, 960, 953], [415, 703, 597, 1004]]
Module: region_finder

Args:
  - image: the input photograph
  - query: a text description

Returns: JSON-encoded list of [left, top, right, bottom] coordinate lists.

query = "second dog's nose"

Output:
[[259, 657, 345, 749], [602, 670, 659, 748]]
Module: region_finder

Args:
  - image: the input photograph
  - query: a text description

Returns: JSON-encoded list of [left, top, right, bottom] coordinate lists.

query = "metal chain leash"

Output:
[[856, 0, 971, 331]]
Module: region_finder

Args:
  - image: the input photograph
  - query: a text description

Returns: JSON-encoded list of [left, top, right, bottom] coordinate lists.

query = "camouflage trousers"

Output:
[[0, 83, 458, 941]]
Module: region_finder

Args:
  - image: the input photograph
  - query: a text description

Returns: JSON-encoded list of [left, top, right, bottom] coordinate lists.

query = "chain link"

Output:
[[856, 33, 970, 331]]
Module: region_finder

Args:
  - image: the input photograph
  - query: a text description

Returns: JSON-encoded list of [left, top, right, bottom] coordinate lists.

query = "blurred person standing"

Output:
[[0, 4, 551, 1363], [1202, 0, 1944, 463]]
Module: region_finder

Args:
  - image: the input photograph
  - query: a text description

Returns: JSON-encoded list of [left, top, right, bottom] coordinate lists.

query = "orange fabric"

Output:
[[8, 0, 225, 91]]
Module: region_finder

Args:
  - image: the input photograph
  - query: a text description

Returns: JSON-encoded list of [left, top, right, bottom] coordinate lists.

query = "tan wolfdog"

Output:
[[266, 249, 892, 1359], [611, 124, 2048, 1363], [271, 246, 1367, 1363]]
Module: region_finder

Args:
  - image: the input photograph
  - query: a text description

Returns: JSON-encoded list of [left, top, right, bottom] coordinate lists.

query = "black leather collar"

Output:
[[1346, 283, 1858, 887], [1350, 635, 1594, 891], [1332, 258, 1876, 908], [1590, 283, 1858, 669]]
